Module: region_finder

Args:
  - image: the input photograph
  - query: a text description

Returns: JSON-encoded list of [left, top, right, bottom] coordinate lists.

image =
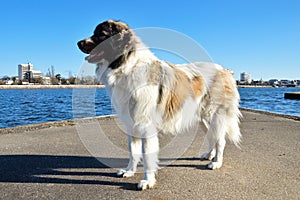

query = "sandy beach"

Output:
[[0, 109, 299, 199]]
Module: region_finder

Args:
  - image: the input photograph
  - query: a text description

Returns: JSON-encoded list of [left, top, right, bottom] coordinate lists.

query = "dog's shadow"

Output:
[[0, 155, 137, 190], [0, 155, 209, 190], [161, 157, 210, 170]]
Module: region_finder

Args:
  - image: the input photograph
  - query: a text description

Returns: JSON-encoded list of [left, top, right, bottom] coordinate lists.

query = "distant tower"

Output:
[[240, 72, 251, 84], [51, 65, 55, 78]]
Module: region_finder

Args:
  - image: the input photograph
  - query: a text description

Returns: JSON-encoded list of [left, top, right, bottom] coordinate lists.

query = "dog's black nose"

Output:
[[77, 40, 91, 54], [77, 40, 85, 49], [77, 38, 96, 54]]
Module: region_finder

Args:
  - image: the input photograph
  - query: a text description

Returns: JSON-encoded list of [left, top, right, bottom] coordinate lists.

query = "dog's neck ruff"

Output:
[[108, 50, 135, 70], [96, 36, 157, 88]]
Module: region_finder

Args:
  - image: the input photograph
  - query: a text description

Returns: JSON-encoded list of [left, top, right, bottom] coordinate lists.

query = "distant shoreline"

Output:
[[238, 85, 300, 88], [238, 85, 272, 88], [0, 85, 105, 90], [1, 84, 299, 90]]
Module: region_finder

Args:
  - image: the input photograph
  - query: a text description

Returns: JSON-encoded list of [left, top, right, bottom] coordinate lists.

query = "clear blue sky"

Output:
[[0, 0, 299, 80]]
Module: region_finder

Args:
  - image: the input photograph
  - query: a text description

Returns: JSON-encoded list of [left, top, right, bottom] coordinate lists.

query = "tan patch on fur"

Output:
[[220, 69, 235, 95], [163, 62, 192, 120], [208, 68, 237, 107], [148, 61, 162, 85], [192, 76, 204, 97]]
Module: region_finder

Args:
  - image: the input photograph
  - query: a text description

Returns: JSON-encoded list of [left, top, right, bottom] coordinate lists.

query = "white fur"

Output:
[[94, 33, 242, 190]]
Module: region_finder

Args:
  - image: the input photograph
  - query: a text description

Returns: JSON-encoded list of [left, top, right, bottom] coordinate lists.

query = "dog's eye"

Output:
[[93, 35, 107, 42], [91, 35, 106, 44], [98, 36, 107, 40]]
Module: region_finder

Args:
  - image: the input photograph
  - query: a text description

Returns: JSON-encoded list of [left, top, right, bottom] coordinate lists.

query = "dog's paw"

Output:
[[207, 161, 223, 170], [116, 169, 135, 178], [137, 179, 156, 190], [200, 152, 215, 161]]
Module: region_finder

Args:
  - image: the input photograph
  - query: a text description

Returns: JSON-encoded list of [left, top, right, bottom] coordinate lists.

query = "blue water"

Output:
[[0, 87, 299, 128], [0, 88, 113, 128], [239, 87, 300, 117]]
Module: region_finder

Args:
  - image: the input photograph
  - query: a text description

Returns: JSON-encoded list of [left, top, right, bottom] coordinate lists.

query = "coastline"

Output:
[[240, 108, 300, 121], [0, 108, 299, 134], [0, 84, 105, 90], [0, 115, 116, 134]]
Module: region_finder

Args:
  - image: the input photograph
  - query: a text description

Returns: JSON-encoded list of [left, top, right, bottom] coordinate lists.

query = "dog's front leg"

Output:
[[137, 128, 159, 190], [117, 134, 142, 177]]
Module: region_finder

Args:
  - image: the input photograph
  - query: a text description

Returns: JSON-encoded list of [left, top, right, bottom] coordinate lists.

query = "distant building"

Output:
[[18, 63, 33, 80], [18, 63, 42, 82], [31, 70, 43, 79], [42, 77, 51, 85], [280, 80, 290, 86], [269, 79, 279, 86], [240, 72, 251, 84], [5, 80, 14, 85]]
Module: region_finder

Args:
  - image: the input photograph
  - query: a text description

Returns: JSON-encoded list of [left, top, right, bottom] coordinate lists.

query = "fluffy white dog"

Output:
[[78, 20, 242, 190]]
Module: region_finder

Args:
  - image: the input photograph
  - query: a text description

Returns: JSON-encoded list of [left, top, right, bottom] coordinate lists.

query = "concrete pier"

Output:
[[0, 110, 299, 199], [284, 92, 300, 99]]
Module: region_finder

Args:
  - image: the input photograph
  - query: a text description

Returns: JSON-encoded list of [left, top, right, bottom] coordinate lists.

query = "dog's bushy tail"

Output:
[[221, 69, 242, 147], [226, 108, 242, 147]]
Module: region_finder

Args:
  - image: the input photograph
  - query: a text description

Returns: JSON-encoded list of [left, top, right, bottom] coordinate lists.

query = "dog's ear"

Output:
[[115, 22, 129, 32], [108, 20, 129, 35]]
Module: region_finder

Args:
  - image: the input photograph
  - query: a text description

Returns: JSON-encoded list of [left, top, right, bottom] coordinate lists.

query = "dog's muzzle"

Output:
[[77, 38, 96, 54]]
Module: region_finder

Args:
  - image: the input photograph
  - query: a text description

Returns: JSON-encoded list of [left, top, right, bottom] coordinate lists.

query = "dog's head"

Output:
[[77, 20, 134, 66]]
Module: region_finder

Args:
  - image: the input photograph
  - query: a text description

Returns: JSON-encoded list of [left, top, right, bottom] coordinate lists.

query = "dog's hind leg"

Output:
[[200, 135, 216, 161], [206, 112, 227, 170], [117, 134, 142, 178], [200, 120, 216, 161]]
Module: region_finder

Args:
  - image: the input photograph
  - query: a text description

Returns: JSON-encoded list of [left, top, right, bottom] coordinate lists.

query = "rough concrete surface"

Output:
[[0, 110, 299, 200]]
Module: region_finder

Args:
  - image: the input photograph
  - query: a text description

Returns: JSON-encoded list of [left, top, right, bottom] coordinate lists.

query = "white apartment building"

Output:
[[18, 63, 42, 80], [18, 63, 33, 80], [240, 72, 251, 84]]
